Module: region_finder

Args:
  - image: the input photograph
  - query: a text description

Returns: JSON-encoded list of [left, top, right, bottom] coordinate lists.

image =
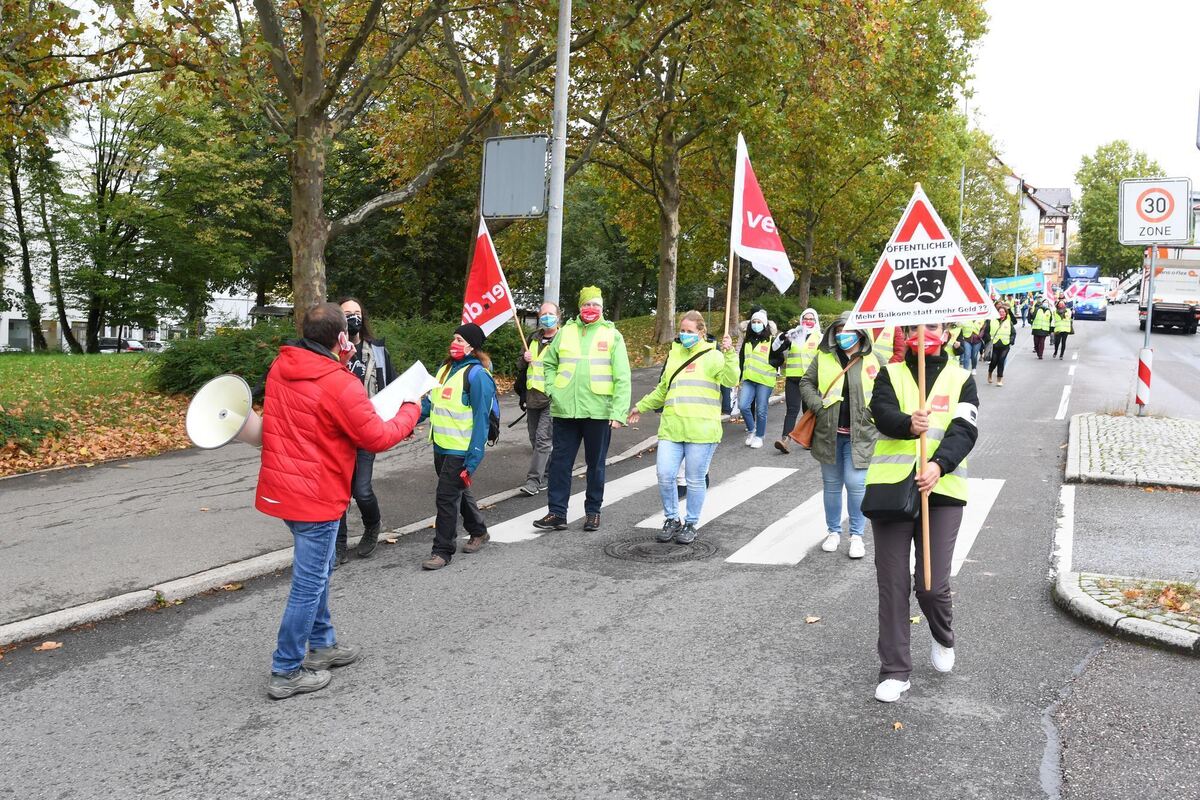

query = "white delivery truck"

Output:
[[1139, 247, 1200, 334]]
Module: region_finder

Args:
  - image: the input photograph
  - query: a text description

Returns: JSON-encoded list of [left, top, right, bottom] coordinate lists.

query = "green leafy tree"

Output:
[[1076, 140, 1162, 277]]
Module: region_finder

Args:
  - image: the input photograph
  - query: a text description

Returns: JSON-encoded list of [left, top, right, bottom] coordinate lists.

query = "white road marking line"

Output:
[[636, 466, 796, 530], [489, 466, 658, 543], [1049, 485, 1075, 580], [1068, 364, 1076, 377], [1055, 385, 1071, 420], [1071, 353, 1077, 361], [908, 478, 1004, 576], [725, 490, 844, 565]]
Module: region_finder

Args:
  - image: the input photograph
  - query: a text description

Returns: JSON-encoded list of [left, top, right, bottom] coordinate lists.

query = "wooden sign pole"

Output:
[[723, 240, 736, 337], [917, 322, 932, 592]]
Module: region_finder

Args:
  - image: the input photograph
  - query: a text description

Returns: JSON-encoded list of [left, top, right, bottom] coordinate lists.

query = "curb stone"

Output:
[[1050, 571, 1200, 658], [0, 396, 784, 647]]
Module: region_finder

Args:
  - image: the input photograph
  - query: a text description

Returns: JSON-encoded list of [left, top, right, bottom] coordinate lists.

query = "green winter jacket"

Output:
[[541, 317, 632, 422]]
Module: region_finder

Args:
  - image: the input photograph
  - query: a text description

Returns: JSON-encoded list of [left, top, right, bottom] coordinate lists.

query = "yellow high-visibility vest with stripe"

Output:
[[554, 324, 614, 395], [874, 326, 896, 355], [663, 343, 723, 420], [741, 340, 776, 387], [429, 364, 480, 450], [1032, 308, 1051, 331], [1053, 312, 1072, 333], [989, 317, 1013, 346], [865, 362, 969, 502], [814, 350, 879, 409], [527, 339, 548, 393], [784, 332, 821, 378], [944, 327, 960, 358]]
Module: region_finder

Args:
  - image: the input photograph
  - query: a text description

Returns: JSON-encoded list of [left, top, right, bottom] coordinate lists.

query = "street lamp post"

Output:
[[542, 0, 572, 307]]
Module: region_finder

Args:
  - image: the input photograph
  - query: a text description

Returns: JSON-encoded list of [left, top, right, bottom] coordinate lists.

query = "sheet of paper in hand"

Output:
[[370, 360, 439, 421]]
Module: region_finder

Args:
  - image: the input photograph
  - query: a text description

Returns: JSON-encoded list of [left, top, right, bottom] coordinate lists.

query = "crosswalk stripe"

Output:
[[908, 478, 1005, 576], [635, 466, 796, 530], [488, 466, 659, 543], [725, 490, 843, 565]]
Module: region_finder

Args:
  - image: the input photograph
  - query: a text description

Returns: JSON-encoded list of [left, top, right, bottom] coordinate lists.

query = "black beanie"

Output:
[[454, 323, 486, 352]]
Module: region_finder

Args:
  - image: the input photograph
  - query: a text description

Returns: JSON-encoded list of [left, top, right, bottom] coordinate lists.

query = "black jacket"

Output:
[[869, 350, 979, 507]]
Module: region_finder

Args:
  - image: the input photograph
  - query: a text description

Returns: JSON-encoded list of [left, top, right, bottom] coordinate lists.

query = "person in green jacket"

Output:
[[534, 286, 633, 532], [627, 311, 738, 544]]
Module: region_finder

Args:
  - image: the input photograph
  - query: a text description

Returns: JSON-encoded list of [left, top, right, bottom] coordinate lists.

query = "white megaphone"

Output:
[[185, 374, 263, 448]]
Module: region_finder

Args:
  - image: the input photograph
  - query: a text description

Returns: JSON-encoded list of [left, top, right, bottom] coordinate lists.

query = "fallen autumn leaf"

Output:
[[804, 616, 821, 624], [33, 641, 63, 652], [892, 721, 904, 731], [221, 583, 243, 592]]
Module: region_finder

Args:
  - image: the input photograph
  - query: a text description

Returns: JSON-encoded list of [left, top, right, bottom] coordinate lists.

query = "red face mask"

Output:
[[449, 342, 467, 361], [579, 306, 601, 323], [906, 329, 944, 356]]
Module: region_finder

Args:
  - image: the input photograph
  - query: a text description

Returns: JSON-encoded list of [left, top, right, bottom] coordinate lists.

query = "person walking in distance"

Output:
[[534, 287, 632, 533], [800, 312, 880, 560], [333, 298, 399, 564], [419, 323, 498, 570], [957, 319, 983, 373], [865, 321, 978, 703], [770, 307, 821, 454], [985, 304, 1016, 386], [628, 312, 738, 544], [1030, 299, 1052, 359], [515, 302, 560, 496], [738, 308, 777, 449], [257, 303, 421, 699], [1051, 301, 1074, 359]]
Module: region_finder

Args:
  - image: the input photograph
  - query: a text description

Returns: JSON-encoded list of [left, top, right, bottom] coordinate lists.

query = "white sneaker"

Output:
[[931, 641, 956, 673], [848, 537, 865, 559], [750, 436, 764, 449], [821, 533, 840, 552], [875, 679, 911, 703], [745, 432, 755, 446]]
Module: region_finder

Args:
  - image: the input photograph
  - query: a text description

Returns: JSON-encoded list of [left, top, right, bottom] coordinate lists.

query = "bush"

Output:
[[152, 321, 292, 395], [373, 317, 527, 378]]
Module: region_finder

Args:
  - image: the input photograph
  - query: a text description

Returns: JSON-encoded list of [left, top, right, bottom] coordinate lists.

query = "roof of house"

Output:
[[1030, 187, 1072, 216]]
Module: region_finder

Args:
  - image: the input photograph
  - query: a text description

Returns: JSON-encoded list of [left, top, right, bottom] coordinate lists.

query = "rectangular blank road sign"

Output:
[[481, 134, 549, 219]]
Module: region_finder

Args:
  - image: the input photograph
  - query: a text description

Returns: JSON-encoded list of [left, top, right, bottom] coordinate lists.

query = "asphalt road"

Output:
[[2, 318, 1198, 799]]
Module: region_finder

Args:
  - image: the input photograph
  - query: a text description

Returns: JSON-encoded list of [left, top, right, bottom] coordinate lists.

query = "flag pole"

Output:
[[513, 311, 528, 352], [724, 241, 736, 337]]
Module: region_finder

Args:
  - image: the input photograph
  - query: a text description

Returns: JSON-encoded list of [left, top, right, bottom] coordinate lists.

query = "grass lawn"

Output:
[[0, 353, 157, 419]]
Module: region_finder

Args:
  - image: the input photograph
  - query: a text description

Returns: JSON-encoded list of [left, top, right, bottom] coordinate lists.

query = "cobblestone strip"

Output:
[[1051, 571, 1200, 657], [1067, 413, 1200, 489]]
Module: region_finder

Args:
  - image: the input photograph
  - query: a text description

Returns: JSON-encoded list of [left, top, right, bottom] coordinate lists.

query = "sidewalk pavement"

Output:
[[1053, 413, 1200, 658]]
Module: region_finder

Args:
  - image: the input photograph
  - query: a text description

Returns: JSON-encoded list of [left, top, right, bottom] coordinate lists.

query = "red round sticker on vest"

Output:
[[866, 364, 878, 379], [597, 340, 608, 352], [930, 394, 950, 413], [442, 387, 454, 399], [685, 363, 697, 372]]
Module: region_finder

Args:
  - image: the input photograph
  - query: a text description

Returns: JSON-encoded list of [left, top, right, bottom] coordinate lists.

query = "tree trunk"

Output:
[[6, 150, 47, 351], [832, 253, 843, 302], [35, 179, 83, 354], [85, 298, 103, 353], [796, 218, 815, 309], [287, 117, 331, 330], [652, 140, 682, 344]]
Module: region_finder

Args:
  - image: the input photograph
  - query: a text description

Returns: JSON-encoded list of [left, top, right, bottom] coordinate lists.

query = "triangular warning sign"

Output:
[[844, 185, 996, 330]]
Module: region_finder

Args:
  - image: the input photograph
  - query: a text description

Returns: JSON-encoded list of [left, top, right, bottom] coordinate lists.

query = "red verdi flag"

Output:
[[462, 219, 516, 336], [730, 133, 794, 293]]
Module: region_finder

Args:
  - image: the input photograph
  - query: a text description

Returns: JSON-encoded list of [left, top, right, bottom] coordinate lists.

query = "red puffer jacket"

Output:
[[255, 342, 420, 522]]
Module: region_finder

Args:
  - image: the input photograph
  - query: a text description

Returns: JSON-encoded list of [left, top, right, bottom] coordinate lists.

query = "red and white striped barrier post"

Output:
[[1136, 348, 1153, 414]]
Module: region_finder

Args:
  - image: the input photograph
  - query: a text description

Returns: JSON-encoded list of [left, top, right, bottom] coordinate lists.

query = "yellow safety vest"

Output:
[[988, 318, 1013, 346], [663, 343, 723, 420], [865, 362, 970, 502], [784, 331, 821, 378], [815, 350, 879, 409], [429, 364, 480, 450], [1053, 312, 1072, 334], [944, 327, 960, 358], [873, 326, 896, 355], [742, 340, 776, 387], [554, 323, 614, 395], [1032, 308, 1051, 331], [527, 338, 548, 393]]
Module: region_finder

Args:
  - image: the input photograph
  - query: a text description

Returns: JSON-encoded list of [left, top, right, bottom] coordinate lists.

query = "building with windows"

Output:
[[1019, 185, 1072, 277]]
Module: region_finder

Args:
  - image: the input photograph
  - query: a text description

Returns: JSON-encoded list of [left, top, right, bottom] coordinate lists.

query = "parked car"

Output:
[[97, 337, 145, 353], [0, 345, 22, 354], [144, 340, 170, 352], [124, 339, 145, 352], [1072, 290, 1108, 322]]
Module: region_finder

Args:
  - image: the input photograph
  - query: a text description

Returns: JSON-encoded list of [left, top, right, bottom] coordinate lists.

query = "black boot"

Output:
[[357, 522, 382, 558], [334, 542, 348, 568]]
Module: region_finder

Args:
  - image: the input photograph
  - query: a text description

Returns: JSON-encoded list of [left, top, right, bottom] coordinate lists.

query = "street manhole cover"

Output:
[[603, 536, 719, 563]]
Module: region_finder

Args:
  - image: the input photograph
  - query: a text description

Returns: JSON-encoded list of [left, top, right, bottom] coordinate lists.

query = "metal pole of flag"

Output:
[[542, 0, 572, 308]]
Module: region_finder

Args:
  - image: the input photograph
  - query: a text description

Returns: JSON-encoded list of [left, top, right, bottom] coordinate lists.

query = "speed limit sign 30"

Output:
[[1119, 177, 1193, 245]]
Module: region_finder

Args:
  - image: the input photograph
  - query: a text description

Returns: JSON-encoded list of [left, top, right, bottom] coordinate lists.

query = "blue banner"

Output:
[[985, 273, 1046, 296]]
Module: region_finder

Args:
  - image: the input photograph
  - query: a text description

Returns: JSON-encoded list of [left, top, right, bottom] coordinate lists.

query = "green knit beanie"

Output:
[[578, 285, 603, 305]]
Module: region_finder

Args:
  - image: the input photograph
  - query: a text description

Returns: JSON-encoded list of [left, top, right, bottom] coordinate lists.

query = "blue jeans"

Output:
[[272, 519, 338, 674], [959, 339, 980, 370], [738, 381, 772, 437], [656, 440, 719, 524], [546, 418, 612, 517], [820, 433, 866, 537]]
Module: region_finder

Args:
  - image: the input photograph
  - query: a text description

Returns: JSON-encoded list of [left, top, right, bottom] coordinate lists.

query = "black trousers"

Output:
[[987, 344, 1010, 379], [546, 418, 612, 517], [781, 377, 802, 438], [431, 453, 487, 561], [1052, 332, 1069, 357], [336, 449, 380, 549], [1033, 332, 1048, 358]]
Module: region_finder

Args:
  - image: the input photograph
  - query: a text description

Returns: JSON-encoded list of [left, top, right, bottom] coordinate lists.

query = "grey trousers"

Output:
[[525, 404, 553, 486], [872, 505, 963, 681]]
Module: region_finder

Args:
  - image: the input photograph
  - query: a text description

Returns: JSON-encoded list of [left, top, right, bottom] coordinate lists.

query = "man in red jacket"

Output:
[[257, 302, 420, 700]]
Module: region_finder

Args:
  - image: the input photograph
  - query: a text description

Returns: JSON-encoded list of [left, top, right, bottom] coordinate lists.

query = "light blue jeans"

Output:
[[272, 519, 339, 674], [656, 440, 719, 525], [820, 433, 866, 537], [960, 339, 981, 370], [738, 381, 772, 437]]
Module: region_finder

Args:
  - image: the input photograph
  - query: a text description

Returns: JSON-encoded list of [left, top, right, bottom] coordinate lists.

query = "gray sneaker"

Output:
[[657, 518, 681, 543], [676, 523, 698, 544], [267, 667, 331, 700], [519, 479, 540, 496], [302, 642, 361, 670]]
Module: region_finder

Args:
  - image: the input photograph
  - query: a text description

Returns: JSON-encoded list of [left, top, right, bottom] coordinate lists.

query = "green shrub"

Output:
[[0, 408, 68, 453], [373, 317, 527, 378], [152, 321, 292, 395]]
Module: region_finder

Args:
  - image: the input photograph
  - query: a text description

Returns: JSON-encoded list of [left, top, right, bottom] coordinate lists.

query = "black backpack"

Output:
[[464, 364, 501, 447]]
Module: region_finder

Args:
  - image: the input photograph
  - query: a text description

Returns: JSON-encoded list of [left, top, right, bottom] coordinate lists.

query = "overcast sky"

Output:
[[972, 0, 1200, 195]]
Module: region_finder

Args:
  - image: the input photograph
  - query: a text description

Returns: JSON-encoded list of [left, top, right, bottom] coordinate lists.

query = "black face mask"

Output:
[[345, 314, 363, 335]]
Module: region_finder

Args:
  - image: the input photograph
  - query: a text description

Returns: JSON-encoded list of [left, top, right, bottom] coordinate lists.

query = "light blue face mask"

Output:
[[679, 332, 700, 349], [836, 332, 859, 350], [750, 321, 765, 334], [539, 314, 557, 329]]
